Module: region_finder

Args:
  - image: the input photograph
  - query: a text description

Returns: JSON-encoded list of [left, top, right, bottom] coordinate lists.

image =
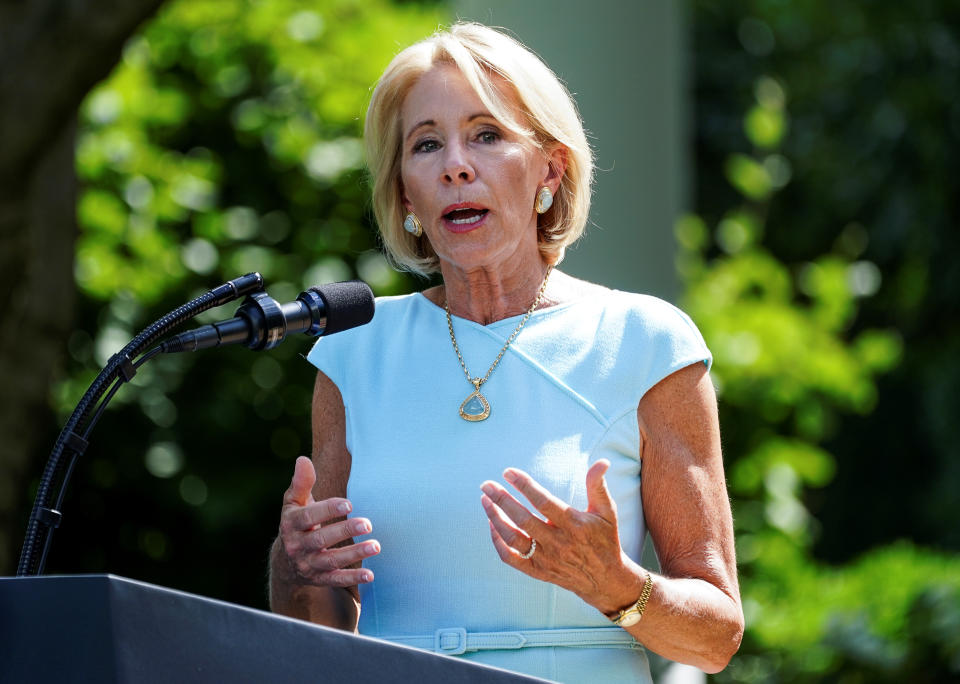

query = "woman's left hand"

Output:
[[480, 459, 644, 616]]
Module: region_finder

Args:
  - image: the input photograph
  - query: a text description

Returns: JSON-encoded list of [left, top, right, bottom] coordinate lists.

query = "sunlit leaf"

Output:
[[725, 153, 773, 201]]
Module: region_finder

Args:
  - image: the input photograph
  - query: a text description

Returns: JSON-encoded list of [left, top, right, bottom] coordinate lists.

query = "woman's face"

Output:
[[399, 64, 561, 274]]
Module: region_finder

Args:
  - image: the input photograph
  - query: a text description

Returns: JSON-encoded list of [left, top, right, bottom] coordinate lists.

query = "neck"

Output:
[[440, 259, 552, 325]]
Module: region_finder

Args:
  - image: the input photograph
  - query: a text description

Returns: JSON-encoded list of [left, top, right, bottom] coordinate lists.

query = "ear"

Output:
[[541, 144, 569, 195], [399, 179, 414, 213]]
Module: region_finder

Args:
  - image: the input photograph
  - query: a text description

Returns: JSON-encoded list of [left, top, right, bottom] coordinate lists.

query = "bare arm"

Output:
[[268, 371, 380, 630], [622, 362, 743, 671], [480, 362, 742, 673]]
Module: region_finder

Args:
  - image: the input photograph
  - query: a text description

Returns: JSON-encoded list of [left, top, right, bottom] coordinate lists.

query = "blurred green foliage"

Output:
[[689, 1, 960, 681], [44, 0, 443, 606]]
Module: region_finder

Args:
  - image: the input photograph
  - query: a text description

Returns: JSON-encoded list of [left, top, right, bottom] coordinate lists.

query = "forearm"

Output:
[[597, 557, 743, 674], [268, 537, 360, 631]]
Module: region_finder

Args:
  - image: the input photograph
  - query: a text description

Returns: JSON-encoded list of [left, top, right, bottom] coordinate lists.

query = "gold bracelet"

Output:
[[609, 572, 653, 628]]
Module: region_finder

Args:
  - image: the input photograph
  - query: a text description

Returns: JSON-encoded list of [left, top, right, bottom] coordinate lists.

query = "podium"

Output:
[[0, 575, 548, 683]]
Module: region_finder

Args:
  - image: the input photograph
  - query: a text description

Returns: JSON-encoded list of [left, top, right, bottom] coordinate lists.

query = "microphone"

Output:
[[161, 280, 375, 353]]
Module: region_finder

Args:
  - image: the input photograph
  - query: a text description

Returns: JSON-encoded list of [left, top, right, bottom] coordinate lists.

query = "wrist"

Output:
[[605, 571, 654, 627], [592, 553, 647, 616]]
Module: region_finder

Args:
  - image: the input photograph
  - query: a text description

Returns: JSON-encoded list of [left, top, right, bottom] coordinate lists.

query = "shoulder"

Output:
[[548, 272, 697, 329], [369, 292, 422, 317], [608, 291, 705, 340], [305, 293, 422, 371], [612, 291, 712, 372], [541, 269, 609, 308], [540, 271, 709, 356], [554, 273, 705, 341], [558, 284, 712, 405], [325, 292, 420, 336]]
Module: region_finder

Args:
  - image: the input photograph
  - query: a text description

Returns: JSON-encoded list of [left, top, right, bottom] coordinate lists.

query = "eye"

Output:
[[413, 138, 440, 153], [477, 129, 500, 144]]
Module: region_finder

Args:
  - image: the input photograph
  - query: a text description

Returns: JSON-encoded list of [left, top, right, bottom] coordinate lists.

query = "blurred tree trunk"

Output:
[[0, 0, 166, 574]]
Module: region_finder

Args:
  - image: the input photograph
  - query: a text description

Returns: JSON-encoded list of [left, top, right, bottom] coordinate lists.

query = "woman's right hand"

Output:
[[278, 455, 380, 587]]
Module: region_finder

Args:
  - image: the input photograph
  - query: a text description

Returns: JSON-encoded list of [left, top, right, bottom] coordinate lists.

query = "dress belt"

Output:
[[382, 626, 641, 656]]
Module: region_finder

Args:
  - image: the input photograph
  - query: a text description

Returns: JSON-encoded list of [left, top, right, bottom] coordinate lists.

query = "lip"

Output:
[[441, 202, 489, 234], [441, 201, 487, 215]]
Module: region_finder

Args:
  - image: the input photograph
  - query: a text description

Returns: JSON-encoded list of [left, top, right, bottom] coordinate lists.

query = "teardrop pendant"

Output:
[[459, 387, 490, 422]]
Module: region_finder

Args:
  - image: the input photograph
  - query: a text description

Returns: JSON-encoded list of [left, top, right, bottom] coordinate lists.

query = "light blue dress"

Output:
[[306, 289, 711, 683]]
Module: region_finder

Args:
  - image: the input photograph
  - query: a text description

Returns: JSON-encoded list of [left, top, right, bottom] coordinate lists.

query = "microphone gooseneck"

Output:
[[18, 272, 269, 576], [160, 280, 375, 353], [18, 273, 373, 578]]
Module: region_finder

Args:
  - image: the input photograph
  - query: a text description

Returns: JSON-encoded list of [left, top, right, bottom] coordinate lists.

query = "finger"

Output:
[[480, 481, 549, 534], [286, 498, 355, 532], [306, 539, 381, 574], [481, 493, 534, 552], [502, 468, 570, 522], [585, 459, 617, 521], [283, 456, 317, 508], [487, 520, 530, 567], [299, 517, 372, 552], [315, 566, 376, 587]]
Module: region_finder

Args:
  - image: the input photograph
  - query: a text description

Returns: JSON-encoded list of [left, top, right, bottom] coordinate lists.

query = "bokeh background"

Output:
[[2, 1, 958, 681]]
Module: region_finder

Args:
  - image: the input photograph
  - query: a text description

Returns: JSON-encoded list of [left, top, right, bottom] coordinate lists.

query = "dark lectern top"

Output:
[[0, 574, 549, 683]]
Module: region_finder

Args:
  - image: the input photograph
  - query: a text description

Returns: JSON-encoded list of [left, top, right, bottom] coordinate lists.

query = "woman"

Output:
[[270, 23, 743, 682]]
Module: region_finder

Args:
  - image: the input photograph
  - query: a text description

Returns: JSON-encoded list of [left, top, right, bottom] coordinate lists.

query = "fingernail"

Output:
[[480, 483, 495, 496], [353, 520, 370, 534], [361, 571, 373, 582], [365, 541, 380, 554], [337, 502, 351, 515], [503, 469, 518, 483]]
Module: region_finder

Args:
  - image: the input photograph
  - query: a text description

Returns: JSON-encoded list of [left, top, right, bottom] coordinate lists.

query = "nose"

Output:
[[441, 141, 475, 185]]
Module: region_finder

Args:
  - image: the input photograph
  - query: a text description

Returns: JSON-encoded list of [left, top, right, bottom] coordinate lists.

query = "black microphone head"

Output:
[[309, 280, 375, 335]]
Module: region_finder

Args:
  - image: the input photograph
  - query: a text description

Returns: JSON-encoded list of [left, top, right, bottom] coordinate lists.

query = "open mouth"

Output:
[[444, 208, 488, 225]]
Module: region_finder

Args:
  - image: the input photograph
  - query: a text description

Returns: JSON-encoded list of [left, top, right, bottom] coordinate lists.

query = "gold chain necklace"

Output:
[[445, 265, 554, 422]]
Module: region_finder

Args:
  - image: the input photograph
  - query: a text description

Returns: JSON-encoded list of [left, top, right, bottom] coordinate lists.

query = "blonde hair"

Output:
[[364, 22, 593, 275]]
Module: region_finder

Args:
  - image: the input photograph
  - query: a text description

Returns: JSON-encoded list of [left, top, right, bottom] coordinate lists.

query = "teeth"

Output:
[[451, 214, 483, 225], [447, 209, 486, 225]]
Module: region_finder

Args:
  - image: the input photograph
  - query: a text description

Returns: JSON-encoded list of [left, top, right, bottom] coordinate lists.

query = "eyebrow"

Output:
[[404, 113, 494, 142]]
